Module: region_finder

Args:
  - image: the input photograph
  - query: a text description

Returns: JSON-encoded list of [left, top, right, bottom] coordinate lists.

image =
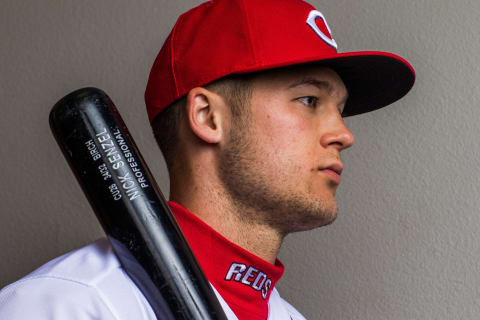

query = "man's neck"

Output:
[[170, 181, 284, 264], [169, 202, 285, 319]]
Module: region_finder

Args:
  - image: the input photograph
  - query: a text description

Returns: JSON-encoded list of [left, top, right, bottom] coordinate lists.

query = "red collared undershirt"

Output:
[[169, 201, 284, 320]]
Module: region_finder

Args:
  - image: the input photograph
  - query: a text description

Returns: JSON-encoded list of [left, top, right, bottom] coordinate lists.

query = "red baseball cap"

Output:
[[145, 0, 415, 123]]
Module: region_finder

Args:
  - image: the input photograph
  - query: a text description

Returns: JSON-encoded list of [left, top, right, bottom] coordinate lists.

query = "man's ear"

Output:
[[185, 87, 227, 144]]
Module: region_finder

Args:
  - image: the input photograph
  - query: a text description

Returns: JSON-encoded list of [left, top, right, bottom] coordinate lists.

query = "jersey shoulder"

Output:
[[27, 237, 120, 282], [0, 238, 155, 320]]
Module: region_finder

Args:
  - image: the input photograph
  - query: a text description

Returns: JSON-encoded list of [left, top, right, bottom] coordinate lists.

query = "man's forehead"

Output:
[[253, 65, 348, 96]]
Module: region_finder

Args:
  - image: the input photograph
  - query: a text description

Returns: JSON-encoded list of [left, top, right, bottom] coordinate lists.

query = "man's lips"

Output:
[[318, 163, 343, 184]]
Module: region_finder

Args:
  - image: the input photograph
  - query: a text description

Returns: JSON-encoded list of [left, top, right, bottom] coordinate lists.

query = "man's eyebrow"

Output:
[[288, 77, 349, 107], [288, 77, 333, 92]]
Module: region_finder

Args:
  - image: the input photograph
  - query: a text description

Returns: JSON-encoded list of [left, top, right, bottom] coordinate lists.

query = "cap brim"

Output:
[[314, 51, 416, 117], [240, 51, 415, 117]]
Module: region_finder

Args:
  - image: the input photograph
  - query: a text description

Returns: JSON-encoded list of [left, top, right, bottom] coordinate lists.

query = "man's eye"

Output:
[[297, 96, 318, 107]]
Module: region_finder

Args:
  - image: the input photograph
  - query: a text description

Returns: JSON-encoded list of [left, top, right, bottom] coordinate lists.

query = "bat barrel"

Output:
[[49, 87, 227, 320]]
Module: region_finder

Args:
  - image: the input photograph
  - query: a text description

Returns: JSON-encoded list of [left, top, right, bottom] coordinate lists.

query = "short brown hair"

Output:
[[152, 73, 255, 170]]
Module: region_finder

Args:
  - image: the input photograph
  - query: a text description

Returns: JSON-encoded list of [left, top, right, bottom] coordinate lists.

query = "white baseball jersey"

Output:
[[0, 203, 306, 320]]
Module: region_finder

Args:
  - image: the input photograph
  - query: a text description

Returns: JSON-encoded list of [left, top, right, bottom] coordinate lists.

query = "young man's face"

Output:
[[218, 65, 354, 234]]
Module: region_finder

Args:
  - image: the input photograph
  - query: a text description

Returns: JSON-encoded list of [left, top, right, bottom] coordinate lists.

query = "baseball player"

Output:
[[0, 0, 415, 319]]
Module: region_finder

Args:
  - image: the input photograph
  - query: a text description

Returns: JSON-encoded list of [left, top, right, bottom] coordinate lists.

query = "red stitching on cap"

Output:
[[238, 0, 258, 64], [170, 16, 180, 97]]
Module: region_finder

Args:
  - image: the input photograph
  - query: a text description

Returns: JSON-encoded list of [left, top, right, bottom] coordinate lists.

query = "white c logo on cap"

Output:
[[306, 10, 338, 50]]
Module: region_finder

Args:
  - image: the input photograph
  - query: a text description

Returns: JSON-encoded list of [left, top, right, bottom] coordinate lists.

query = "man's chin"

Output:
[[291, 210, 337, 233], [274, 199, 338, 234]]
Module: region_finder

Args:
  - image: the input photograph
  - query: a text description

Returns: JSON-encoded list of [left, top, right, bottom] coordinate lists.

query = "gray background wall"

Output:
[[1, 0, 478, 319]]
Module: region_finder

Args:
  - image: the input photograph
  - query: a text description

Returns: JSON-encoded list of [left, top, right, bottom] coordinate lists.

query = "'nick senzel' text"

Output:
[[88, 127, 149, 201]]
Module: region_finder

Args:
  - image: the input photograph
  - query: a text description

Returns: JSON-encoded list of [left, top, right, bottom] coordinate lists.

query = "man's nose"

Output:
[[319, 116, 355, 151]]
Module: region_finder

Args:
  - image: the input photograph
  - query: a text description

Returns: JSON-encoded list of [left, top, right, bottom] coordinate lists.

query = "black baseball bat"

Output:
[[49, 87, 228, 320]]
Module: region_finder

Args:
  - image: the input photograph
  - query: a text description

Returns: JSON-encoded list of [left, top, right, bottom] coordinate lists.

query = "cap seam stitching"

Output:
[[238, 0, 258, 65], [170, 16, 181, 97]]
